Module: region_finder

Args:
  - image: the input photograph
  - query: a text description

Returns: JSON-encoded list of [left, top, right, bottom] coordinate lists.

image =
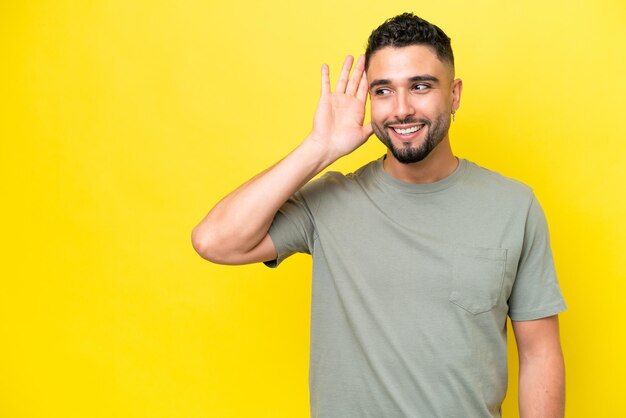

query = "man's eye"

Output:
[[413, 84, 429, 91], [374, 88, 391, 96]]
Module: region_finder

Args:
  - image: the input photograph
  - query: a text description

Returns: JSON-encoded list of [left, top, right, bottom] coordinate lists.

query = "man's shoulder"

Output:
[[303, 159, 378, 191], [464, 159, 534, 197], [326, 158, 378, 181], [293, 159, 380, 212]]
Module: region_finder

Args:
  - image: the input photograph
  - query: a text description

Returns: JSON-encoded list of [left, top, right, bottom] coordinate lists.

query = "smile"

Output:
[[388, 123, 426, 139], [392, 125, 424, 135]]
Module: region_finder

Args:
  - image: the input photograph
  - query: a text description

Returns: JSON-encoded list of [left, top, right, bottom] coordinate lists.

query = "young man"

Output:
[[192, 13, 566, 418]]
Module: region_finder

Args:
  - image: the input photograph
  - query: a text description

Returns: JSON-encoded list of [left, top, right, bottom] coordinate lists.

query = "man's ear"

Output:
[[451, 78, 463, 114]]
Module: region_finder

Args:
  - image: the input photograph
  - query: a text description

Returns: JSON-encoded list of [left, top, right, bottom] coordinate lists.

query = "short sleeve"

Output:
[[263, 188, 317, 268], [507, 195, 567, 321]]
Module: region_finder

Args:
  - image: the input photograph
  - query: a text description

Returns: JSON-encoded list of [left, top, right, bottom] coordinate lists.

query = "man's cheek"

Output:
[[370, 104, 386, 124]]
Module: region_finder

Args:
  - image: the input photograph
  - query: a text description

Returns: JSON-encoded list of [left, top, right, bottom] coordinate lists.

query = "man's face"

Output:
[[366, 45, 461, 164]]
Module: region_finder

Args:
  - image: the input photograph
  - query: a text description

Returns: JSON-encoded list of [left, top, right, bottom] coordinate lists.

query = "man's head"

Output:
[[365, 13, 461, 165]]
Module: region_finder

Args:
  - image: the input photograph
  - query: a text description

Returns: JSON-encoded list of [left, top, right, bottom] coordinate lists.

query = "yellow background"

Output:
[[1, 0, 625, 417]]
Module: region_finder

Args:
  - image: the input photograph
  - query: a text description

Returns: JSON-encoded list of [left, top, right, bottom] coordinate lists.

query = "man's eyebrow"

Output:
[[369, 75, 440, 89], [369, 79, 391, 89], [409, 75, 439, 83]]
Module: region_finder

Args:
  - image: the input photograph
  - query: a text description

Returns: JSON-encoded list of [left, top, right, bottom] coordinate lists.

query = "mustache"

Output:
[[382, 117, 430, 129]]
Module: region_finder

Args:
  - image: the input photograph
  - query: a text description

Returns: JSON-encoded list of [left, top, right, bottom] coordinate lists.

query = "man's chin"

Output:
[[375, 131, 433, 164], [393, 153, 429, 165], [387, 143, 431, 165]]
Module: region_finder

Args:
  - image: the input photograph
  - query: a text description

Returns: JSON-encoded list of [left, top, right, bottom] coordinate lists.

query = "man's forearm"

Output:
[[191, 136, 337, 261], [518, 350, 565, 418]]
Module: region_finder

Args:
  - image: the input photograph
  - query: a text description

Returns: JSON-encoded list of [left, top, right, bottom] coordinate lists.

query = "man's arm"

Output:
[[191, 55, 373, 265], [512, 315, 565, 418]]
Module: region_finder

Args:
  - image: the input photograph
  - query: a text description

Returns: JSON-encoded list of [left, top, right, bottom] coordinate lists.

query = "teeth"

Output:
[[392, 125, 422, 135]]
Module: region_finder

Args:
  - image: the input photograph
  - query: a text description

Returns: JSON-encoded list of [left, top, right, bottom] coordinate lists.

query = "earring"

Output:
[[452, 111, 456, 122]]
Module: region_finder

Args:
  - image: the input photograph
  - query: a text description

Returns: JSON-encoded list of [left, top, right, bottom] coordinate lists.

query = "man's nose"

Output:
[[394, 91, 415, 120]]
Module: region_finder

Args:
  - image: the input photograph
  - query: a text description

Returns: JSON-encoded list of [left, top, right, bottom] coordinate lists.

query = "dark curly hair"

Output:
[[365, 13, 454, 71]]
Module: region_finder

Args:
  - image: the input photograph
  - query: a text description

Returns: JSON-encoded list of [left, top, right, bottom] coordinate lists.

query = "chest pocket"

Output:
[[449, 247, 507, 315]]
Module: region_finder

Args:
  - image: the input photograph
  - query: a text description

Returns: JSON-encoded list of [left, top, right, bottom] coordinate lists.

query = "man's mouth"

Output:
[[388, 124, 426, 139], [392, 125, 424, 134]]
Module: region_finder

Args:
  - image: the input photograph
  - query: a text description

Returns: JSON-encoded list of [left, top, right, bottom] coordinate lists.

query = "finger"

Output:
[[346, 55, 365, 96], [356, 69, 369, 102], [335, 55, 354, 93], [321, 64, 330, 95]]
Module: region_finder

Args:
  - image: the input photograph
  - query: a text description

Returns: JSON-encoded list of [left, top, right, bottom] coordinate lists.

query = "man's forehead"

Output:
[[366, 45, 453, 81]]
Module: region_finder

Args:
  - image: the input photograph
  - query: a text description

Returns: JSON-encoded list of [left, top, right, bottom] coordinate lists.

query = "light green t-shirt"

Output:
[[266, 157, 566, 418]]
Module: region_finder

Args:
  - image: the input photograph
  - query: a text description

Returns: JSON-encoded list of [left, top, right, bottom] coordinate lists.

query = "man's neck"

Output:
[[382, 138, 458, 184]]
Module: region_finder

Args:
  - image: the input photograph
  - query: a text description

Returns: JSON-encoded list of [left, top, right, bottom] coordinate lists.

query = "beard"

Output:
[[372, 112, 451, 164]]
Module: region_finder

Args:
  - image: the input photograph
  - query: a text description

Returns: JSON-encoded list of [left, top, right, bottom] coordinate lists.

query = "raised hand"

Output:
[[193, 56, 374, 265], [309, 55, 374, 160]]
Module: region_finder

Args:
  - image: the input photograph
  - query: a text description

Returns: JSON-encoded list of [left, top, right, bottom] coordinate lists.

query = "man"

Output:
[[192, 13, 566, 418]]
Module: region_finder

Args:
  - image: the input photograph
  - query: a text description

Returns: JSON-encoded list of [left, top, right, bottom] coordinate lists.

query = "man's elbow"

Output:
[[191, 224, 257, 265], [191, 225, 225, 263]]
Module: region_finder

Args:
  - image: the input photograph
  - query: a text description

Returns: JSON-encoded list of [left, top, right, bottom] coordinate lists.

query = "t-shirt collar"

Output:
[[374, 155, 467, 194]]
